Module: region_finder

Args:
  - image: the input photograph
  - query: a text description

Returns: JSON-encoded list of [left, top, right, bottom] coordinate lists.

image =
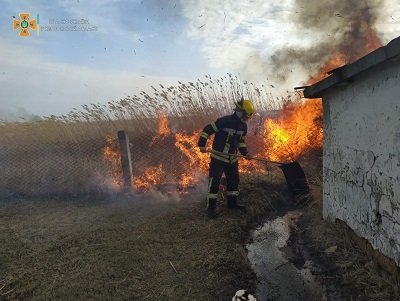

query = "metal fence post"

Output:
[[117, 130, 133, 188]]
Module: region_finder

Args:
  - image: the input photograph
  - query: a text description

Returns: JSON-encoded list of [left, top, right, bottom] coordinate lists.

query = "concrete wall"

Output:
[[323, 59, 400, 265]]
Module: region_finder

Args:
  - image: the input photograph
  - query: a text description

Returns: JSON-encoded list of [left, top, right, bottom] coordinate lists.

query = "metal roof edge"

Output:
[[303, 36, 400, 98]]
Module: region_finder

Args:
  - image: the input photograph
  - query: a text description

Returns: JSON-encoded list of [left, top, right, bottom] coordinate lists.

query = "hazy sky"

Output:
[[0, 0, 399, 120]]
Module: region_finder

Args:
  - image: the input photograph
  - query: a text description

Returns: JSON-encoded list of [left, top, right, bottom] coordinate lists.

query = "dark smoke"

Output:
[[265, 0, 385, 83]]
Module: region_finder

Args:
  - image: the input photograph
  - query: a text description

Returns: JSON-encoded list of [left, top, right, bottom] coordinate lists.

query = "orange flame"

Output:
[[308, 53, 347, 85], [174, 130, 209, 188], [174, 130, 265, 183], [266, 20, 383, 163], [158, 113, 171, 136], [102, 113, 268, 193], [102, 134, 123, 188], [151, 112, 171, 145], [264, 99, 323, 162], [238, 156, 266, 174], [132, 164, 165, 191]]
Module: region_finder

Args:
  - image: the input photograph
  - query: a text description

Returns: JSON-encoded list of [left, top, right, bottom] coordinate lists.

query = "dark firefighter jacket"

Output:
[[198, 113, 248, 163]]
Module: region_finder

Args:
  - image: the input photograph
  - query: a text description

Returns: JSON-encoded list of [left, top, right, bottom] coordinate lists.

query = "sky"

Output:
[[0, 0, 399, 120]]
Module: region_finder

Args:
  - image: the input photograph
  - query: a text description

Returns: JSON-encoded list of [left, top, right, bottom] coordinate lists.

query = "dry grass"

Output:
[[0, 74, 287, 197], [0, 172, 287, 301], [0, 74, 327, 300], [299, 179, 400, 301], [33, 74, 281, 125]]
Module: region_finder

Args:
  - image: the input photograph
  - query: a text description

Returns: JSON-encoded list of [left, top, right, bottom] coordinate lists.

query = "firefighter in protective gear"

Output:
[[198, 98, 255, 218]]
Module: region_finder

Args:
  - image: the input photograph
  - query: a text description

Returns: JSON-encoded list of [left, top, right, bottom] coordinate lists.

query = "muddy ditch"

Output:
[[247, 210, 327, 301], [244, 188, 399, 301]]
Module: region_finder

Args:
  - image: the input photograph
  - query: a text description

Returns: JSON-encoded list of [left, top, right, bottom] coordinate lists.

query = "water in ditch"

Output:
[[246, 211, 327, 301]]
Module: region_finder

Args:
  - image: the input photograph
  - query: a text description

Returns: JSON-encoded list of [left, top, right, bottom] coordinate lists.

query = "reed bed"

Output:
[[0, 74, 285, 196]]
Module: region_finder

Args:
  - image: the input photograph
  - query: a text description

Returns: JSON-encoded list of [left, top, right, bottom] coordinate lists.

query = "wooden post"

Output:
[[117, 131, 133, 188]]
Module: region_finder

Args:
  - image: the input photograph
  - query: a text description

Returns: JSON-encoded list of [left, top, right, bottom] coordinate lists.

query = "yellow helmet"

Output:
[[235, 98, 255, 119]]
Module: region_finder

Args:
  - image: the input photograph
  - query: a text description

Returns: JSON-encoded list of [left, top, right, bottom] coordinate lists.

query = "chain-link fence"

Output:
[[0, 122, 106, 197], [0, 112, 276, 197], [0, 109, 323, 197], [0, 77, 322, 197], [102, 113, 271, 195]]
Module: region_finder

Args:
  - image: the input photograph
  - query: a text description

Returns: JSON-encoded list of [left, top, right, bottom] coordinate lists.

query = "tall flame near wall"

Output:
[[263, 1, 383, 162]]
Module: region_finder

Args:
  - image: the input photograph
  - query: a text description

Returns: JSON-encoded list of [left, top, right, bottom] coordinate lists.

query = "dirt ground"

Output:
[[0, 168, 399, 300], [291, 188, 400, 301], [0, 172, 283, 301]]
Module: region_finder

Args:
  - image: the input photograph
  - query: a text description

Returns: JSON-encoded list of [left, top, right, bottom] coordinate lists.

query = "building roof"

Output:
[[303, 36, 400, 98]]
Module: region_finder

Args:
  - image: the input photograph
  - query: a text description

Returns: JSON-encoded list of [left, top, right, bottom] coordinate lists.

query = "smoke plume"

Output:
[[263, 0, 384, 83]]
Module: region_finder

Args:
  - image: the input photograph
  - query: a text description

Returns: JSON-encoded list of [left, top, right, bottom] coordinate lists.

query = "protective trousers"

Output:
[[206, 157, 239, 210]]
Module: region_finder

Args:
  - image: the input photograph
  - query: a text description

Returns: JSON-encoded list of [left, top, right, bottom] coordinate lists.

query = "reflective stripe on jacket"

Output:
[[198, 113, 248, 163]]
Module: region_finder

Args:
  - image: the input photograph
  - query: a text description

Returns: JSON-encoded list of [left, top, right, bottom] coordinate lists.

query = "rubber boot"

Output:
[[227, 196, 246, 212], [206, 198, 218, 219]]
